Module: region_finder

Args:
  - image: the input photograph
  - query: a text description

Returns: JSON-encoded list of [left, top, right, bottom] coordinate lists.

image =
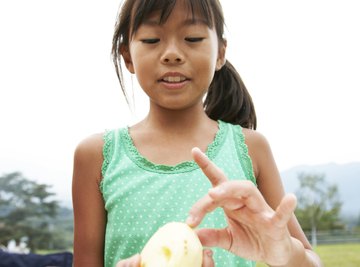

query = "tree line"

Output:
[[0, 172, 73, 252], [0, 172, 359, 252]]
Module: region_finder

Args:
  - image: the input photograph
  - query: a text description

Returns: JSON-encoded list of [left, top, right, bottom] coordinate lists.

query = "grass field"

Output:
[[256, 243, 360, 267], [36, 243, 360, 266]]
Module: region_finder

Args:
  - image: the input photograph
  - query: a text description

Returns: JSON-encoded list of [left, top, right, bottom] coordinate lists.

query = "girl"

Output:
[[72, 0, 323, 266]]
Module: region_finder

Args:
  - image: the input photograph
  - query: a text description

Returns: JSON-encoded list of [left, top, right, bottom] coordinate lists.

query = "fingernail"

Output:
[[186, 215, 196, 226], [205, 249, 213, 257]]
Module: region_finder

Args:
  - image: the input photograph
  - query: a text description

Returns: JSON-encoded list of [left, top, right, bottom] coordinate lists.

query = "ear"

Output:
[[216, 39, 227, 71], [120, 45, 135, 74]]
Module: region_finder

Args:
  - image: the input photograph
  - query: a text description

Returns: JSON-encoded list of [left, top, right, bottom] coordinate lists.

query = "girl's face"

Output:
[[122, 0, 226, 111]]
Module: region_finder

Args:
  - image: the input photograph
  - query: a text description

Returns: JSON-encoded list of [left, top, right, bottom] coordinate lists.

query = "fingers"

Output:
[[186, 193, 218, 227], [272, 193, 297, 228], [209, 180, 265, 212], [191, 147, 265, 211], [187, 180, 265, 227], [196, 228, 232, 251], [192, 147, 228, 186], [115, 254, 141, 267], [202, 249, 215, 267]]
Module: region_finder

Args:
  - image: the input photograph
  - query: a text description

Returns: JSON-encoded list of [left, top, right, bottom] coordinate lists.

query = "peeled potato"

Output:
[[141, 222, 203, 267]]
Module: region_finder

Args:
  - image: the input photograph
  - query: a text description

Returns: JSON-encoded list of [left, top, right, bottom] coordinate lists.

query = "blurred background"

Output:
[[1, 1, 359, 265]]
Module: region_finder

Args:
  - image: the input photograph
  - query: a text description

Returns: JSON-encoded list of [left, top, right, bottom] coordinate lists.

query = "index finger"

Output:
[[192, 147, 228, 186]]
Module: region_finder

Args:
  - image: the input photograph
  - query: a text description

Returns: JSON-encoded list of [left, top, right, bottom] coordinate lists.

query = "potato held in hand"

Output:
[[141, 222, 203, 267]]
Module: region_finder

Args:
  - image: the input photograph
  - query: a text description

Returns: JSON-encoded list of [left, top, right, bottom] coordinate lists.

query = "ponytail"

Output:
[[204, 60, 257, 130]]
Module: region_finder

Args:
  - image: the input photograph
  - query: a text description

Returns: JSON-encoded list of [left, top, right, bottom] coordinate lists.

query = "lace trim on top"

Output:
[[234, 126, 257, 185], [121, 120, 227, 174], [100, 130, 114, 192]]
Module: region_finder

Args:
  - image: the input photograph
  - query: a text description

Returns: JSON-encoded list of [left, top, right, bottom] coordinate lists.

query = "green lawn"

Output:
[[36, 243, 360, 266], [256, 243, 360, 267]]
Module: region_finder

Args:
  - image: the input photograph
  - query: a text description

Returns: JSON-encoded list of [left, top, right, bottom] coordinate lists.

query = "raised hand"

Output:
[[187, 147, 298, 266]]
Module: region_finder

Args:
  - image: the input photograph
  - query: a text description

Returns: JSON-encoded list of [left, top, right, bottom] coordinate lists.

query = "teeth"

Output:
[[163, 76, 186, 83]]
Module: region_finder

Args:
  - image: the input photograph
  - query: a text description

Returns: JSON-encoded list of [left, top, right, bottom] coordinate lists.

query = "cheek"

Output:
[[132, 57, 155, 90], [200, 44, 219, 75], [129, 43, 151, 69], [198, 52, 218, 78], [130, 51, 153, 81]]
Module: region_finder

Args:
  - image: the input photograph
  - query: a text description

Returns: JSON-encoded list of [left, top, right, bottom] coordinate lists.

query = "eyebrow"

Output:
[[142, 18, 209, 27]]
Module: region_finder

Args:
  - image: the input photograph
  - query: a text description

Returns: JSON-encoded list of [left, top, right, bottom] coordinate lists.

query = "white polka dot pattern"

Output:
[[100, 121, 256, 267]]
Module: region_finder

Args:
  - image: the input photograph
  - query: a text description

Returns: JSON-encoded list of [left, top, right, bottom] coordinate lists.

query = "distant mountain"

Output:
[[280, 162, 360, 216]]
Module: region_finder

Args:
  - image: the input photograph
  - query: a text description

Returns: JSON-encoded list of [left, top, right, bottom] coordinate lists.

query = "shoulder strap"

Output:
[[233, 125, 257, 185], [101, 129, 115, 184]]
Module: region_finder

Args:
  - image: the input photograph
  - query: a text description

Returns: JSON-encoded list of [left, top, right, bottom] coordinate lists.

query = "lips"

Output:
[[159, 72, 189, 83], [162, 76, 187, 83]]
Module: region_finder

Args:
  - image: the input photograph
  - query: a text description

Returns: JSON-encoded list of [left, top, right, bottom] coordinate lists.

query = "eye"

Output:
[[141, 38, 160, 44], [185, 37, 204, 43]]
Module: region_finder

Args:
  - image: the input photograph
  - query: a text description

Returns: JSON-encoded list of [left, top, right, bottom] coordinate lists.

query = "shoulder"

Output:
[[241, 128, 272, 160], [241, 128, 274, 179], [73, 133, 104, 183], [74, 133, 104, 161], [241, 128, 270, 149]]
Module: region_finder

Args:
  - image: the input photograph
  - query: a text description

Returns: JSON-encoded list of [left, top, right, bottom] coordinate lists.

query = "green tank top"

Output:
[[100, 120, 256, 267]]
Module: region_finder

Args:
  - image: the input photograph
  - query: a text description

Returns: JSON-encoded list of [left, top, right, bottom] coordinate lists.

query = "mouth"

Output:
[[158, 73, 189, 83], [161, 76, 187, 83]]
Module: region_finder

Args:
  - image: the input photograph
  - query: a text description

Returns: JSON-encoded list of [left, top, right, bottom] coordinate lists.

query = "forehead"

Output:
[[130, 0, 214, 33]]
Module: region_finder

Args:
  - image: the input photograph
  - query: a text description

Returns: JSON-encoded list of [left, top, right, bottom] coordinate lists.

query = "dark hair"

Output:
[[112, 0, 257, 129]]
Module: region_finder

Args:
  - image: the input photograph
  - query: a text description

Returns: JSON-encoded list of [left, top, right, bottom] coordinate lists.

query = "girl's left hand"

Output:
[[187, 148, 298, 266], [115, 254, 141, 267]]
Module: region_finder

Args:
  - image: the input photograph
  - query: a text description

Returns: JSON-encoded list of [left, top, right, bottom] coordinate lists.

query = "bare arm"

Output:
[[72, 133, 106, 267]]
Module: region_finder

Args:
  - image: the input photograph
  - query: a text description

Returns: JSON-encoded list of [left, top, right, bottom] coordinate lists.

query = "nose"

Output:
[[161, 41, 184, 64]]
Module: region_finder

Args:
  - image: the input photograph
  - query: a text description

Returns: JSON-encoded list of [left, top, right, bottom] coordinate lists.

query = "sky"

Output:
[[1, 0, 359, 207]]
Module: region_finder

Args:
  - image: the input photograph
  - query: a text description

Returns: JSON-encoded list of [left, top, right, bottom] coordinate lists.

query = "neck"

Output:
[[128, 102, 219, 165], [139, 103, 214, 134]]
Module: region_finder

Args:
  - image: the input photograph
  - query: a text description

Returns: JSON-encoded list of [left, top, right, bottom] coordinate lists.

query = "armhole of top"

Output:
[[100, 129, 114, 192], [234, 125, 257, 186]]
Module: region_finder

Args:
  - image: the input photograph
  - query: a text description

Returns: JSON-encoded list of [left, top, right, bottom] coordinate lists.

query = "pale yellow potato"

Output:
[[141, 222, 203, 267]]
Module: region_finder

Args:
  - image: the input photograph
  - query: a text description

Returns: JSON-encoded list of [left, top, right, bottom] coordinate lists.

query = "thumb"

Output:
[[202, 249, 215, 267]]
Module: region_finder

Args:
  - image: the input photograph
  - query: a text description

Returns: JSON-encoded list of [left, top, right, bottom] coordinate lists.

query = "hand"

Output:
[[186, 147, 297, 266], [115, 250, 215, 267], [115, 254, 141, 267]]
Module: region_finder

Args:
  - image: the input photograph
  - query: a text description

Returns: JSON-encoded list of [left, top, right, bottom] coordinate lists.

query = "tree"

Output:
[[0, 172, 60, 251], [295, 173, 343, 246]]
